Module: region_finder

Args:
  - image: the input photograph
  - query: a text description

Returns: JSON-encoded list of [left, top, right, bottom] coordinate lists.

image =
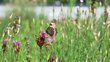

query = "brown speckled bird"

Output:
[[46, 19, 57, 37]]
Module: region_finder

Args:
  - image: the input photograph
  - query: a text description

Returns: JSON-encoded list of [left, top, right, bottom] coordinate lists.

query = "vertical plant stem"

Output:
[[53, 6, 54, 19], [77, 28, 80, 39], [13, 54, 17, 62], [40, 47, 42, 62]]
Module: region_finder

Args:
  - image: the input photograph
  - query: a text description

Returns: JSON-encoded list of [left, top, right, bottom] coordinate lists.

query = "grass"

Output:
[[0, 7, 110, 62]]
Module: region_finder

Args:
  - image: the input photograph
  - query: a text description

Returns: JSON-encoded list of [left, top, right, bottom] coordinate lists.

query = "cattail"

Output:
[[13, 41, 21, 54], [2, 38, 9, 53]]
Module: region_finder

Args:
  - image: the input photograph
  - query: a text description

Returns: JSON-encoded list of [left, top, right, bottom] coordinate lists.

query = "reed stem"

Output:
[[40, 47, 42, 62]]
